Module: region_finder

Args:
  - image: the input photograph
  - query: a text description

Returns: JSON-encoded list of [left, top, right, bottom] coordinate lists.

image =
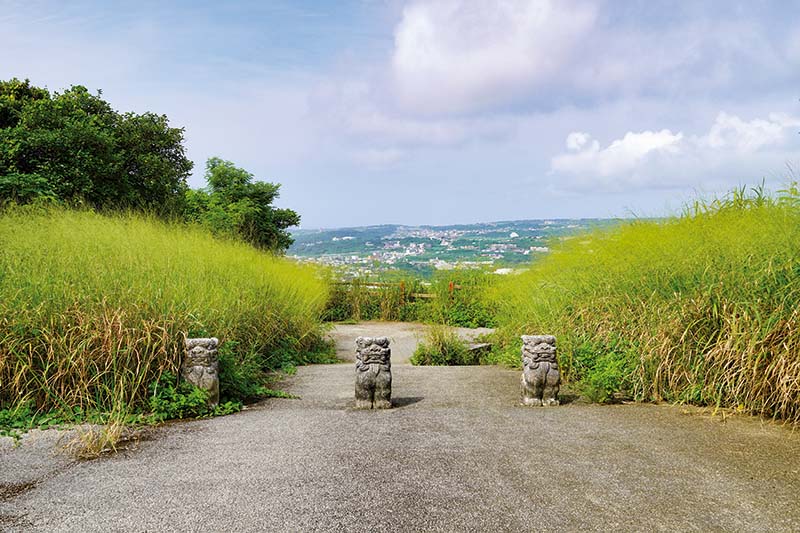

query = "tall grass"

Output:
[[0, 206, 330, 416], [323, 270, 497, 327], [427, 270, 497, 328], [410, 325, 477, 366], [323, 277, 426, 322], [490, 186, 800, 422]]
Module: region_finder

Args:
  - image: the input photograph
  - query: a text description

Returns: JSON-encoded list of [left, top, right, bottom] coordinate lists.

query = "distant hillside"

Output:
[[290, 219, 620, 277]]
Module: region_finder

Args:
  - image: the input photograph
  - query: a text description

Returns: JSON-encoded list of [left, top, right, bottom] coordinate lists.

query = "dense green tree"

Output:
[[186, 157, 299, 253], [113, 111, 193, 215], [0, 78, 192, 214]]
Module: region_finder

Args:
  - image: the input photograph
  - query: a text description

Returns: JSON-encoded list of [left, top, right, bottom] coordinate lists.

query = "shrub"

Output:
[[410, 325, 478, 366], [146, 372, 223, 422]]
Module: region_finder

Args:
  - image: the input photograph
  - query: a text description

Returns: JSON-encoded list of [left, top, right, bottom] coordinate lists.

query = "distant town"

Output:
[[289, 219, 618, 278]]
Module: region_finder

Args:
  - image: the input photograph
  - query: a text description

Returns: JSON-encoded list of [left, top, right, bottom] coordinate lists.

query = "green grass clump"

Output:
[[322, 276, 426, 322], [410, 325, 477, 366], [323, 269, 497, 327], [426, 270, 497, 328], [490, 186, 800, 421], [0, 206, 330, 420]]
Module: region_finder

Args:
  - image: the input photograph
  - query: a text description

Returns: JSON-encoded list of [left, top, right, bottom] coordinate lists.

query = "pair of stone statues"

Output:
[[352, 334, 560, 409], [180, 335, 395, 411]]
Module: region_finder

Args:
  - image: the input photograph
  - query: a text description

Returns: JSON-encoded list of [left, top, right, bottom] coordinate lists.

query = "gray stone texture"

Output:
[[354, 336, 392, 409], [521, 334, 560, 406], [183, 337, 220, 408]]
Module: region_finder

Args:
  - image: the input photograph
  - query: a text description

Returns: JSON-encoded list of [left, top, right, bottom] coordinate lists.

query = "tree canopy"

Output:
[[0, 79, 301, 253], [0, 78, 192, 215], [185, 157, 300, 253]]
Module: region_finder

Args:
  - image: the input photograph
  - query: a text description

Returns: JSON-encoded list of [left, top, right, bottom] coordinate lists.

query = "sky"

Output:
[[2, 0, 799, 228]]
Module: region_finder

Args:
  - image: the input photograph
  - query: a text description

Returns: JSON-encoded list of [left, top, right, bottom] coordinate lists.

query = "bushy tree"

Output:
[[185, 157, 299, 253], [0, 78, 192, 215]]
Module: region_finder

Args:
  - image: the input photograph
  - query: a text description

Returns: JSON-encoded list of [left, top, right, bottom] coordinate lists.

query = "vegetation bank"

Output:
[[0, 207, 332, 435], [490, 186, 800, 423]]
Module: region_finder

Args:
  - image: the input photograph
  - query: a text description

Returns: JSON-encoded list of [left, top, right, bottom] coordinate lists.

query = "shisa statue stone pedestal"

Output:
[[354, 336, 392, 409], [520, 335, 560, 406], [183, 337, 220, 408]]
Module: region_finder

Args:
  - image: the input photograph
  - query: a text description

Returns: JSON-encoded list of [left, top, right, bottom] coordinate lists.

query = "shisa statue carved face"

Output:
[[182, 337, 220, 407], [354, 336, 392, 409], [520, 335, 560, 407]]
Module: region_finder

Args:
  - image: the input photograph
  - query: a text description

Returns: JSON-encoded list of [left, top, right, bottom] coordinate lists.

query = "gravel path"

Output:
[[2, 322, 799, 532]]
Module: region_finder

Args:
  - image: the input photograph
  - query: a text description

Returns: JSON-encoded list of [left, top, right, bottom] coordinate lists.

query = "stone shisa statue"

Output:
[[354, 336, 392, 409], [520, 335, 560, 406], [182, 337, 220, 408]]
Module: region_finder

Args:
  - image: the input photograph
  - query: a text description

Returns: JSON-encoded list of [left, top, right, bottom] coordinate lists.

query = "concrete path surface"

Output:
[[2, 322, 800, 532]]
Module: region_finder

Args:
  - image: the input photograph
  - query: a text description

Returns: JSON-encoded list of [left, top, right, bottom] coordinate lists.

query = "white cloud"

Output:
[[553, 129, 683, 178], [565, 132, 592, 151], [550, 112, 800, 191], [391, 0, 595, 115], [702, 112, 800, 151], [310, 0, 799, 166], [388, 2, 796, 117]]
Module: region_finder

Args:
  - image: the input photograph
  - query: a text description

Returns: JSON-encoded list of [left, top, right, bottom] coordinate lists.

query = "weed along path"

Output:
[[2, 322, 800, 531]]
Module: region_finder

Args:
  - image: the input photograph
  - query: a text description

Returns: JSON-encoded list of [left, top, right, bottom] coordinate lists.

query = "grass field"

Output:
[[323, 269, 497, 328], [0, 206, 331, 425], [490, 186, 800, 423]]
